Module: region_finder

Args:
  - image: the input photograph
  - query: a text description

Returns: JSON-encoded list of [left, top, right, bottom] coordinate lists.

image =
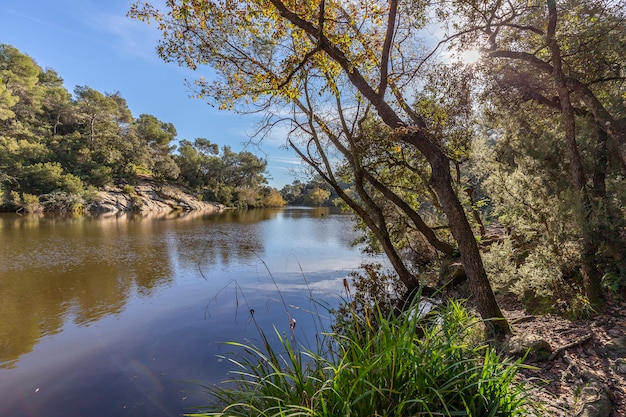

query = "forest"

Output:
[[0, 43, 291, 211]]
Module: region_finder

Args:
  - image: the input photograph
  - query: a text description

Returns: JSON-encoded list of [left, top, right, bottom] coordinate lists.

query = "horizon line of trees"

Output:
[[0, 44, 291, 212]]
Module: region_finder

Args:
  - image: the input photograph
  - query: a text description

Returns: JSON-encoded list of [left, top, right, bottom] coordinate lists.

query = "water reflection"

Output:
[[0, 208, 342, 369], [0, 207, 366, 417], [0, 213, 180, 368]]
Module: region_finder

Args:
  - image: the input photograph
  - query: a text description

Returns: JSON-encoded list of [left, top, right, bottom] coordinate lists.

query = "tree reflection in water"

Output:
[[0, 207, 365, 417]]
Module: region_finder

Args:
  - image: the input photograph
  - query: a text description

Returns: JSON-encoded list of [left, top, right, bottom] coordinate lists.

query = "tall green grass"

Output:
[[188, 299, 537, 417]]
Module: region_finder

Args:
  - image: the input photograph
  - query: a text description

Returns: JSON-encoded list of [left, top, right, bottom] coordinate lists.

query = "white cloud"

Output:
[[269, 155, 304, 165], [73, 0, 163, 62]]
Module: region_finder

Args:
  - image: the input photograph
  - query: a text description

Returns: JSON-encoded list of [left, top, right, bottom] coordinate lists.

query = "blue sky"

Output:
[[1, 0, 303, 188]]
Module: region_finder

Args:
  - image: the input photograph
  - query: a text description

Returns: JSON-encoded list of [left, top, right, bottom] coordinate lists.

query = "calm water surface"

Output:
[[0, 207, 369, 417]]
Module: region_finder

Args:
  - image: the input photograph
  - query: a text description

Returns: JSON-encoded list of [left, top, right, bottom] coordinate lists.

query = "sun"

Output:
[[459, 49, 481, 65]]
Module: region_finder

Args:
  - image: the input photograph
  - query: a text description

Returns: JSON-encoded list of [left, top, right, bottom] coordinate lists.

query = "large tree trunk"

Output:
[[547, 0, 603, 304], [271, 0, 509, 333], [428, 148, 511, 334], [570, 82, 626, 174]]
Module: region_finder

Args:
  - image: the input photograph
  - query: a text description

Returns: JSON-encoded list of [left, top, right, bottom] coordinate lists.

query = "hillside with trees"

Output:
[[0, 44, 285, 212]]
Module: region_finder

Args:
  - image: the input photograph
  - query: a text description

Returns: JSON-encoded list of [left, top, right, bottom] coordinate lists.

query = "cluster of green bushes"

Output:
[[279, 179, 338, 206]]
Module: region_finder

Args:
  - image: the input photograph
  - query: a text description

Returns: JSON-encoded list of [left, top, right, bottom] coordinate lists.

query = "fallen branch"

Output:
[[510, 315, 537, 324], [548, 334, 593, 361]]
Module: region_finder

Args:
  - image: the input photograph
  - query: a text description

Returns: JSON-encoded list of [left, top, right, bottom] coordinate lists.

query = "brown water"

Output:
[[0, 207, 368, 417]]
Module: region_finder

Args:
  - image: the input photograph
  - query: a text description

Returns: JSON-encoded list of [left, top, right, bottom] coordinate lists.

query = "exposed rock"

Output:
[[573, 379, 611, 417], [606, 336, 626, 358], [615, 358, 626, 374], [505, 333, 552, 360], [88, 181, 224, 214]]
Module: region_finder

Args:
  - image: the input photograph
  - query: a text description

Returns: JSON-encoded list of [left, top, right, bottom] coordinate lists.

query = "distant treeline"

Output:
[[0, 44, 298, 211]]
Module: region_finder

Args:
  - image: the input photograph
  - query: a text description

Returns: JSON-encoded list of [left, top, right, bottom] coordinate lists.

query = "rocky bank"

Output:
[[89, 180, 225, 214]]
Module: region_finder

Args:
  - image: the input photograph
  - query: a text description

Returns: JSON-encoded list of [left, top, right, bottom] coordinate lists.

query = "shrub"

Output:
[[482, 239, 518, 295], [17, 192, 43, 213], [20, 162, 64, 194], [512, 246, 565, 300], [122, 184, 135, 195], [89, 166, 113, 187], [40, 190, 85, 213], [8, 190, 42, 212], [130, 195, 144, 211], [263, 189, 287, 207], [61, 173, 85, 194]]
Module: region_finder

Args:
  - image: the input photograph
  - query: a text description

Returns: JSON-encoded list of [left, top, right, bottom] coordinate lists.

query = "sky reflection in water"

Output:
[[0, 207, 372, 417]]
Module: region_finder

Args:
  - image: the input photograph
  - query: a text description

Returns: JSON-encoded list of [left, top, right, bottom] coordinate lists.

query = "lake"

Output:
[[0, 207, 372, 417]]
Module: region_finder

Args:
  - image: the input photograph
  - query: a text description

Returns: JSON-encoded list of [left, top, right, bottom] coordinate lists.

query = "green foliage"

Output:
[[470, 109, 626, 308], [88, 166, 114, 187], [263, 189, 287, 207], [513, 246, 566, 300], [20, 193, 42, 213], [40, 190, 84, 213], [279, 179, 339, 207], [601, 271, 622, 294], [203, 184, 234, 206], [130, 195, 144, 212], [175, 139, 274, 207], [60, 173, 85, 195], [303, 186, 330, 207], [122, 184, 135, 195], [19, 162, 65, 194], [9, 190, 42, 213], [192, 300, 536, 417], [0, 43, 279, 211], [479, 240, 518, 296], [452, 0, 626, 304], [0, 78, 19, 121], [234, 187, 260, 208], [566, 294, 596, 321]]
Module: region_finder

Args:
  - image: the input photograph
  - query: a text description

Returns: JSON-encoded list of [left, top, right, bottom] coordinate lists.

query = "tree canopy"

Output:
[[130, 0, 626, 329], [129, 0, 513, 331], [0, 44, 282, 212]]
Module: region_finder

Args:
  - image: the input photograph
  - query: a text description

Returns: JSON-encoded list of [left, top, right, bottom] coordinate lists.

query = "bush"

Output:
[[20, 162, 64, 194], [203, 184, 235, 206], [10, 191, 42, 213], [89, 166, 113, 187], [61, 173, 85, 194], [130, 195, 144, 211], [122, 184, 135, 195], [263, 189, 287, 207], [40, 190, 85, 213], [192, 299, 537, 417], [482, 239, 518, 295]]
